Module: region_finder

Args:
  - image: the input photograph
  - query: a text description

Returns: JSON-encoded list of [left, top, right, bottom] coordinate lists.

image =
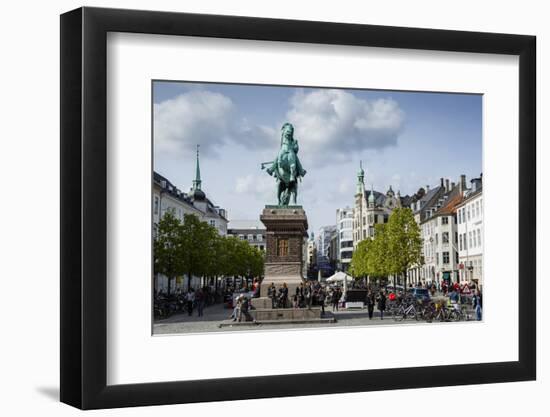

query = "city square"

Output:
[[153, 81, 483, 335]]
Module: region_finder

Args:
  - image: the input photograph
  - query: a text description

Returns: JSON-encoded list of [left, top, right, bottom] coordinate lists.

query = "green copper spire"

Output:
[[193, 144, 202, 191], [368, 184, 376, 205], [356, 160, 365, 195]]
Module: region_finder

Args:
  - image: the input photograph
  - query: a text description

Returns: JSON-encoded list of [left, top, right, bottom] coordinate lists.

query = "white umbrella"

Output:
[[326, 271, 353, 283]]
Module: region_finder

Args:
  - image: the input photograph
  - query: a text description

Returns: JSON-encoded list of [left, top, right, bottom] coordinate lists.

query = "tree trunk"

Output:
[[187, 272, 192, 291], [167, 275, 172, 296]]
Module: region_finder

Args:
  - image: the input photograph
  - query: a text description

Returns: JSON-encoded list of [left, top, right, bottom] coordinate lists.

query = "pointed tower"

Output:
[[353, 160, 367, 248], [356, 160, 365, 195], [368, 184, 376, 208], [190, 144, 206, 211]]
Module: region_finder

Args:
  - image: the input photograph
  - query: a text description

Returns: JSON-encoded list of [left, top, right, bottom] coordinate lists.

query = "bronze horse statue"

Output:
[[261, 123, 306, 206]]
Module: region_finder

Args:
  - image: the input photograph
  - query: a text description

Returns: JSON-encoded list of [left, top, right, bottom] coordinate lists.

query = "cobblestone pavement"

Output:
[[153, 303, 478, 335]]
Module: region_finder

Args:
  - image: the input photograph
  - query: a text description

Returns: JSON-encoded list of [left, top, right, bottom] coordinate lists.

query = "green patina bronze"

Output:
[[261, 123, 307, 206]]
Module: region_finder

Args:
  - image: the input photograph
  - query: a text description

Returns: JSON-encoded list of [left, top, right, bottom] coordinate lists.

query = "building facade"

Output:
[[227, 220, 266, 252], [456, 175, 483, 288], [417, 176, 466, 286], [352, 161, 411, 248], [316, 225, 337, 278], [336, 207, 354, 272]]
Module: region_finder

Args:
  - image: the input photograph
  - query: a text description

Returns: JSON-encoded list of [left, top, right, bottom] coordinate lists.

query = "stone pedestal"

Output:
[[260, 205, 308, 297]]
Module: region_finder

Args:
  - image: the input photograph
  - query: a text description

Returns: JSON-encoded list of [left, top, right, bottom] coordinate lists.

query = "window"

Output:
[[154, 196, 159, 215], [463, 233, 467, 250], [257, 234, 263, 242], [458, 210, 461, 224], [435, 233, 438, 245], [277, 238, 289, 256], [238, 234, 244, 240], [467, 206, 471, 221], [459, 234, 463, 251], [442, 232, 449, 244], [477, 229, 482, 247], [443, 251, 450, 264], [469, 231, 473, 248], [476, 201, 480, 217], [455, 251, 459, 264], [210, 220, 216, 227], [436, 253, 439, 265], [442, 216, 449, 225], [259, 245, 264, 251]]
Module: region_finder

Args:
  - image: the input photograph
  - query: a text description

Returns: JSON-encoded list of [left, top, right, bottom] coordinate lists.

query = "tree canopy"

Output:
[[349, 208, 422, 288], [153, 213, 264, 294]]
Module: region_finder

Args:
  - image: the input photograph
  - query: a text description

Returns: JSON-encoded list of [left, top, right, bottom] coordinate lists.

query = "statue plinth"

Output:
[[259, 206, 308, 297]]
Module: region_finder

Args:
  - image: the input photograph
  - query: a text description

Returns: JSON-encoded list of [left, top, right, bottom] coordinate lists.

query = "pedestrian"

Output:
[[366, 290, 375, 319], [239, 296, 252, 322], [229, 295, 241, 321], [305, 284, 312, 309], [185, 288, 195, 316], [472, 289, 482, 321], [196, 288, 205, 317], [332, 287, 340, 311], [281, 282, 289, 308], [267, 282, 277, 308], [377, 290, 387, 320], [318, 288, 326, 316]]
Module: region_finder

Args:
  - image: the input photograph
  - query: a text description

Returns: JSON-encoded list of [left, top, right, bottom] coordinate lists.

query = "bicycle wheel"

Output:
[[394, 307, 405, 322]]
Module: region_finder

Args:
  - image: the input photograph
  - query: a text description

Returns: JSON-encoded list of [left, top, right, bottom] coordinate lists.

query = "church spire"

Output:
[[190, 144, 206, 202], [193, 144, 202, 191], [356, 160, 365, 195]]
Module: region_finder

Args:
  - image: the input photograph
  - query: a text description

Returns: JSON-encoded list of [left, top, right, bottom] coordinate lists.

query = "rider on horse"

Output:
[[262, 123, 307, 205]]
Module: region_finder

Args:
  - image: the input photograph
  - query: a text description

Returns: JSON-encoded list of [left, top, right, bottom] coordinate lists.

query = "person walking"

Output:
[[377, 290, 387, 320], [185, 288, 195, 316], [472, 289, 482, 321], [196, 288, 205, 317], [317, 288, 326, 316], [366, 290, 375, 320], [332, 287, 340, 311], [305, 283, 312, 309]]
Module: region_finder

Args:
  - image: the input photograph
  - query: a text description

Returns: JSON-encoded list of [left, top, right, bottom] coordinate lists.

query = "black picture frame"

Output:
[[60, 6, 536, 410]]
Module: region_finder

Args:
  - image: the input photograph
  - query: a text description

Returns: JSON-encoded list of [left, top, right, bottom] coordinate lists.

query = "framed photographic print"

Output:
[[60, 6, 536, 410]]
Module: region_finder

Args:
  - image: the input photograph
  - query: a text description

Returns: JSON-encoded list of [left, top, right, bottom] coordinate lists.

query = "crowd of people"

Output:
[[156, 278, 483, 323]]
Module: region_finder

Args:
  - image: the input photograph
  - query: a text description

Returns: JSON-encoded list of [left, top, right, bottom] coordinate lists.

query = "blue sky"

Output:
[[153, 81, 482, 233]]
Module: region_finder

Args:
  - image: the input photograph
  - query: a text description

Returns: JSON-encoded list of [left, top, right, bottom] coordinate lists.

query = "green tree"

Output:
[[369, 223, 390, 280], [153, 212, 184, 296], [180, 214, 218, 289], [385, 207, 423, 291]]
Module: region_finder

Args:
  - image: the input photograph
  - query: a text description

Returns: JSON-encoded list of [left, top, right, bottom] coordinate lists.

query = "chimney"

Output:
[[440, 178, 444, 188], [459, 174, 467, 194], [426, 185, 430, 191], [445, 179, 450, 192]]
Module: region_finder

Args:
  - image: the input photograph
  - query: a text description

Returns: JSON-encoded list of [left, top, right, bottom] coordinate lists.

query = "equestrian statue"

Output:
[[261, 122, 306, 206]]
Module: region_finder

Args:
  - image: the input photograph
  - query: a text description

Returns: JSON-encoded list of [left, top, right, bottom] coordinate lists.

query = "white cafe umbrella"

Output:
[[326, 271, 353, 283], [326, 271, 353, 295]]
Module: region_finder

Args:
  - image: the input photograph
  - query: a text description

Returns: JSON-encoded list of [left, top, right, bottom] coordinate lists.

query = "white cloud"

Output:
[[235, 174, 276, 202], [154, 90, 234, 157], [154, 91, 278, 158], [286, 89, 405, 166]]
